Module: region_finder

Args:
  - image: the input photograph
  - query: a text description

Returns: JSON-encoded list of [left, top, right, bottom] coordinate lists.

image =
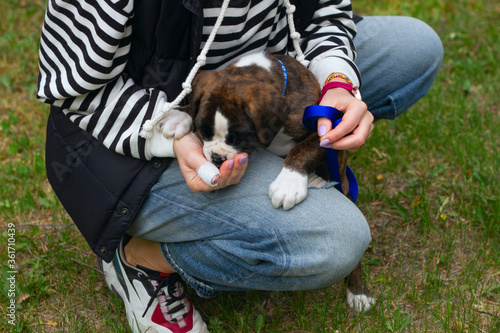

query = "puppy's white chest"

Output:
[[266, 129, 296, 156]]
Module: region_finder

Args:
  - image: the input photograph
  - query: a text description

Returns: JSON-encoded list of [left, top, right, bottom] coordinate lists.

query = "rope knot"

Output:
[[196, 55, 207, 66], [142, 120, 154, 132], [182, 82, 192, 94], [139, 120, 154, 139], [290, 32, 301, 40], [286, 4, 296, 14]]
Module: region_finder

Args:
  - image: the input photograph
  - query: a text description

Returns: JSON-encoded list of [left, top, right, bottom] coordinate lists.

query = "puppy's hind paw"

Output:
[[157, 109, 193, 139], [347, 288, 375, 313]]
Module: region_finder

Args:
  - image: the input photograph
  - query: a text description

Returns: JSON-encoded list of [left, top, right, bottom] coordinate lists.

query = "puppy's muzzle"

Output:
[[211, 152, 227, 168]]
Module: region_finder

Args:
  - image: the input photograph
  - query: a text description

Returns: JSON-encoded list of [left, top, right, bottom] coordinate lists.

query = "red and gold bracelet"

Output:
[[319, 81, 362, 103], [323, 73, 353, 86]]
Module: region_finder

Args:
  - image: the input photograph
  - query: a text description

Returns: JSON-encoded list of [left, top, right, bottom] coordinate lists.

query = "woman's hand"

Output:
[[317, 87, 374, 152], [173, 133, 248, 192]]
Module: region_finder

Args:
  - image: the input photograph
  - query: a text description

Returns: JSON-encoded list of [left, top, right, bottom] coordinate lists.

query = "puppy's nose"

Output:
[[211, 152, 226, 168]]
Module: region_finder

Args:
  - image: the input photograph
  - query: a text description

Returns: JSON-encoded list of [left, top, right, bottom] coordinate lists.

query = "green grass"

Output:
[[1, 0, 499, 332]]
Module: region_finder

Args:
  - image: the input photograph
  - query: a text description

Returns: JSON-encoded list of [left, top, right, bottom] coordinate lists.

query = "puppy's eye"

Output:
[[197, 124, 213, 139], [226, 132, 242, 146]]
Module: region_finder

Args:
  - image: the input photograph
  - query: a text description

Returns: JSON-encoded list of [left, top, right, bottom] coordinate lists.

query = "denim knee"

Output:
[[161, 201, 371, 296], [282, 206, 372, 290], [355, 16, 444, 119], [409, 17, 444, 78]]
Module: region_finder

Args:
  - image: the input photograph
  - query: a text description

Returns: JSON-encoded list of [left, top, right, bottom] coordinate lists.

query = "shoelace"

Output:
[[142, 274, 189, 321]]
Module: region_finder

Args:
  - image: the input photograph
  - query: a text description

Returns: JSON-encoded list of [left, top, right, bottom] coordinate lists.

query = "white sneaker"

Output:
[[97, 242, 209, 333]]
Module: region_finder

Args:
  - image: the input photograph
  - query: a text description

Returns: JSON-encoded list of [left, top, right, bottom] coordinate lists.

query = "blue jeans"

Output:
[[355, 16, 443, 119], [128, 16, 443, 298]]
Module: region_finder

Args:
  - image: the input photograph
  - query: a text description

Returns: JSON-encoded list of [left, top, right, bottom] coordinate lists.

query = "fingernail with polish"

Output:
[[320, 139, 331, 148], [211, 175, 220, 185], [239, 155, 248, 165], [318, 125, 327, 136], [228, 159, 234, 170]]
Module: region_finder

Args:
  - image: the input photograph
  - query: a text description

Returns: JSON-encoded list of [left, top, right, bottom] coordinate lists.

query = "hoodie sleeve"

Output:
[[37, 0, 175, 160], [298, 0, 361, 87]]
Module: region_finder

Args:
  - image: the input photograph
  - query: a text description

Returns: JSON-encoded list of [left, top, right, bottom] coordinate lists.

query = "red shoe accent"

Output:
[[151, 300, 194, 333]]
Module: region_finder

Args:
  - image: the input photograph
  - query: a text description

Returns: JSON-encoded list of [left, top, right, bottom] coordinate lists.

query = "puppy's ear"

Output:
[[249, 95, 290, 147], [189, 71, 218, 117]]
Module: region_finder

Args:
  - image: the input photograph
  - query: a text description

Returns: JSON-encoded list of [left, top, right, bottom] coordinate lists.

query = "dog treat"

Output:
[[197, 161, 221, 187]]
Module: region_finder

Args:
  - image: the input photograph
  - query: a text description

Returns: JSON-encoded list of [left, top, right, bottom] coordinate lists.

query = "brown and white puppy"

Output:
[[184, 52, 374, 312], [189, 52, 325, 210]]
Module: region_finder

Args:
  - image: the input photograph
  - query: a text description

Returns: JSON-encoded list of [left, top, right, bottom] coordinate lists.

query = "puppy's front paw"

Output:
[[269, 168, 308, 210], [157, 109, 192, 139]]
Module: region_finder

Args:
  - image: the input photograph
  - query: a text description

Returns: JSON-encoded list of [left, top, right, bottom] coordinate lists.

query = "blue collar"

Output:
[[276, 58, 288, 95]]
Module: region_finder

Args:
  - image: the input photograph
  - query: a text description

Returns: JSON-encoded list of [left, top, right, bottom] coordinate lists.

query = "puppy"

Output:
[[189, 52, 324, 209], [181, 52, 375, 312]]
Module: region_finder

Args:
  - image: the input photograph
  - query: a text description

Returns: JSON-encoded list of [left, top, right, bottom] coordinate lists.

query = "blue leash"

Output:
[[302, 105, 359, 203]]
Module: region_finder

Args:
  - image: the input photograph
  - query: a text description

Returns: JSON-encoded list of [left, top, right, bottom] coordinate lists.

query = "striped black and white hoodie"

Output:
[[37, 0, 359, 160]]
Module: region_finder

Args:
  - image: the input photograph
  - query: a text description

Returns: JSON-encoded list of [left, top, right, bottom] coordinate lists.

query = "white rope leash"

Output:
[[140, 0, 306, 139], [283, 0, 307, 66], [139, 0, 231, 139]]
